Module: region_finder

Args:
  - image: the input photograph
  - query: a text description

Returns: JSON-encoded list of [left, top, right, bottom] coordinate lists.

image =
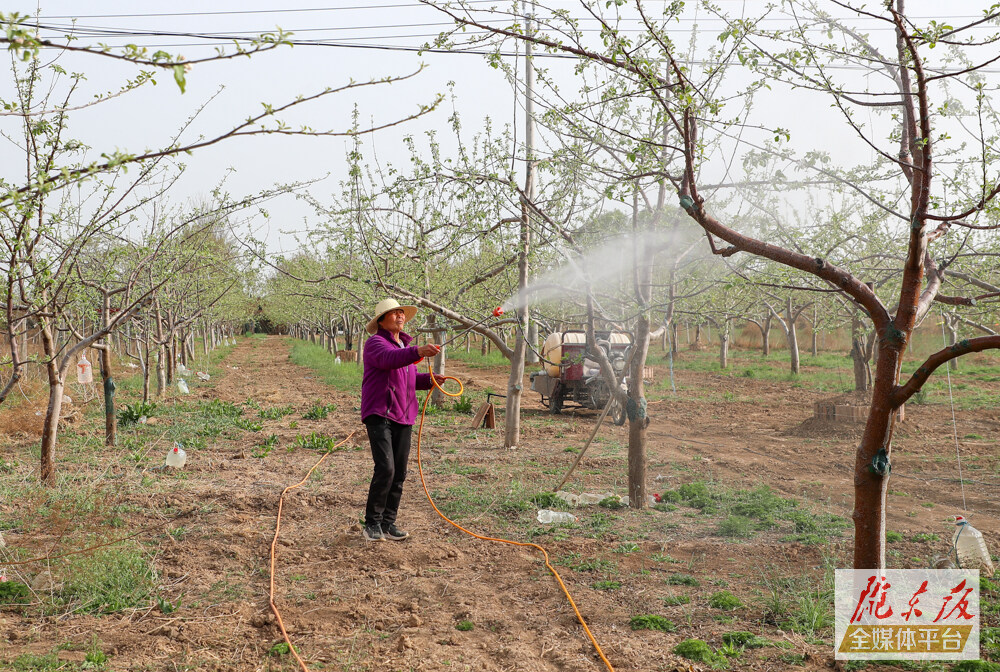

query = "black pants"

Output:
[[363, 415, 412, 528]]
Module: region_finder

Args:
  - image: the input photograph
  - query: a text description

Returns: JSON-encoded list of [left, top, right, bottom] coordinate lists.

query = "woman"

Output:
[[360, 298, 443, 542]]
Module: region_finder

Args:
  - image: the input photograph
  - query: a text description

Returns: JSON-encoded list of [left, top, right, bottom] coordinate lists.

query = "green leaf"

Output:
[[172, 64, 187, 94]]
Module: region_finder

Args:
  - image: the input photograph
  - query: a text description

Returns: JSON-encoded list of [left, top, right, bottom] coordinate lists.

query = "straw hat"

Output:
[[366, 298, 418, 334]]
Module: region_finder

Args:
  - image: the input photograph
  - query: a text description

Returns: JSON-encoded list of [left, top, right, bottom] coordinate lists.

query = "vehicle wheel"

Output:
[[551, 390, 563, 415], [610, 397, 626, 426]]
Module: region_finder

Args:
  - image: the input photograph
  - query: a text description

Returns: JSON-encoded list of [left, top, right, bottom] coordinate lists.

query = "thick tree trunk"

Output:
[[853, 342, 904, 569], [627, 314, 650, 510], [40, 374, 65, 486]]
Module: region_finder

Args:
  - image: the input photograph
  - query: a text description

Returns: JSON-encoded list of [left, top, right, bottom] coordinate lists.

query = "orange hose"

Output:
[[269, 432, 356, 672], [418, 369, 616, 672]]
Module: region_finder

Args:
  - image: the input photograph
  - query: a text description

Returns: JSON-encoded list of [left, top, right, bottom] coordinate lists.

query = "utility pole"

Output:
[[504, 0, 536, 448]]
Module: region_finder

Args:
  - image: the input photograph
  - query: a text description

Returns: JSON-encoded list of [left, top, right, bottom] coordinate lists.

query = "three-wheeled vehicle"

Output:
[[529, 330, 631, 425]]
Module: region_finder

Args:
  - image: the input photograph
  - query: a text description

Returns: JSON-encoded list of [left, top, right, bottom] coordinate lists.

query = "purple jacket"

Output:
[[360, 328, 433, 425]]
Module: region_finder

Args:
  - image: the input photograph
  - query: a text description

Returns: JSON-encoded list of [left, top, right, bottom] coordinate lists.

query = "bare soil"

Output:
[[1, 336, 998, 671]]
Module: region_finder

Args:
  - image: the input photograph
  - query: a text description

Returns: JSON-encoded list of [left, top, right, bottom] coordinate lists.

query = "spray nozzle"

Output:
[[493, 306, 505, 317]]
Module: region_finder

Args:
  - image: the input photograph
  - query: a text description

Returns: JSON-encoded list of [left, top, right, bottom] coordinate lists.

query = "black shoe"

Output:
[[362, 524, 384, 542], [381, 523, 409, 541]]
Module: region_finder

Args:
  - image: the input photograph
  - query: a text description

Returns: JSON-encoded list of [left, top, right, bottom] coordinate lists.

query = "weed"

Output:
[[661, 595, 691, 607], [722, 631, 769, 649], [303, 402, 337, 420], [531, 492, 560, 509], [293, 432, 347, 453], [613, 542, 640, 554], [233, 417, 263, 432], [156, 595, 180, 614], [651, 553, 680, 564], [779, 653, 807, 665], [556, 553, 617, 573], [452, 395, 474, 413], [598, 496, 626, 510], [0, 580, 30, 605], [718, 515, 755, 538], [885, 531, 904, 543], [455, 620, 474, 631], [674, 639, 727, 667], [629, 614, 676, 632], [60, 543, 155, 614], [708, 590, 743, 610], [910, 532, 939, 543], [666, 573, 700, 586], [268, 641, 292, 656], [258, 405, 295, 420], [954, 662, 999, 672], [252, 434, 279, 458], [117, 401, 157, 428], [592, 580, 621, 591]]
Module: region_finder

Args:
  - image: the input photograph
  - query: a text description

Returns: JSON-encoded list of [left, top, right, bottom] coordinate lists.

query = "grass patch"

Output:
[[708, 590, 743, 610], [455, 619, 474, 631], [592, 580, 621, 591], [661, 594, 691, 607], [629, 614, 676, 632], [58, 542, 155, 614], [666, 573, 700, 586], [722, 631, 769, 649], [674, 639, 727, 667], [288, 340, 363, 392]]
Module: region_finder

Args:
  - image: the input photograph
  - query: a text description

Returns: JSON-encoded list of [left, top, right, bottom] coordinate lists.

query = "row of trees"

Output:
[[0, 13, 439, 484]]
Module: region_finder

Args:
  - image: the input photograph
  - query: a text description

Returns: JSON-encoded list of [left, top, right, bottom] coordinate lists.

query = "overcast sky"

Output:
[[3, 2, 997, 255]]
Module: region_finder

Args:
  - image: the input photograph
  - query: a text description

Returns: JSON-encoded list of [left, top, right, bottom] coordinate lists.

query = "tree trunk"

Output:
[[627, 315, 650, 510], [786, 298, 800, 375], [719, 328, 729, 369], [100, 344, 116, 447], [40, 374, 65, 486], [853, 341, 904, 569], [142, 336, 151, 404], [504, 206, 530, 449], [762, 314, 771, 356]]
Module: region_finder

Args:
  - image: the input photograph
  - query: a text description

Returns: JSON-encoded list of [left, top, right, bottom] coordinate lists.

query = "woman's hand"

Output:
[[432, 374, 448, 385], [417, 343, 441, 358]]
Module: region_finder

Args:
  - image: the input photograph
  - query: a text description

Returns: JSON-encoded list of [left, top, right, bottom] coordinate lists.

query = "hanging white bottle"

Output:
[[952, 515, 995, 576], [76, 354, 93, 384]]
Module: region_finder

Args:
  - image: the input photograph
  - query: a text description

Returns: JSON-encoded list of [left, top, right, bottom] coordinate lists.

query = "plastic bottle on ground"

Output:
[[952, 515, 995, 576], [537, 509, 577, 524], [177, 379, 189, 394], [166, 444, 187, 469]]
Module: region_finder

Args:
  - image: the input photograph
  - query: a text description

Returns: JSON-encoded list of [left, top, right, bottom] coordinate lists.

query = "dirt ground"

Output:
[[1, 336, 997, 671]]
